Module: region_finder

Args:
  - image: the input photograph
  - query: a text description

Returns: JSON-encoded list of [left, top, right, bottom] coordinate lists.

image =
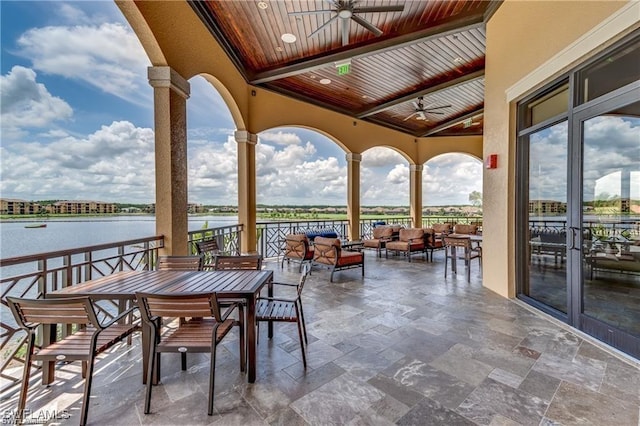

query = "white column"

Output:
[[346, 153, 362, 240], [410, 164, 423, 228]]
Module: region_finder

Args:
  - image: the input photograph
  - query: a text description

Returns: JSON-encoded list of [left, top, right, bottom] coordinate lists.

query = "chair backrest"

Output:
[[432, 223, 452, 234], [312, 236, 341, 265], [7, 296, 100, 329], [372, 226, 393, 239], [136, 292, 222, 323], [284, 234, 310, 258], [444, 236, 472, 249], [157, 255, 203, 271], [214, 255, 263, 270], [398, 228, 424, 242], [196, 239, 221, 267], [453, 224, 478, 235]]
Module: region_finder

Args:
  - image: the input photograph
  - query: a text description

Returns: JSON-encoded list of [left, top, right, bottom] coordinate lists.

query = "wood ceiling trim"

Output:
[[421, 106, 484, 137], [357, 68, 485, 118], [249, 13, 487, 84]]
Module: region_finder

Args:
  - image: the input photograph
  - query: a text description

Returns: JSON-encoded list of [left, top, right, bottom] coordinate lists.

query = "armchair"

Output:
[[281, 234, 314, 271], [362, 226, 394, 257], [312, 236, 364, 282], [385, 228, 426, 262]]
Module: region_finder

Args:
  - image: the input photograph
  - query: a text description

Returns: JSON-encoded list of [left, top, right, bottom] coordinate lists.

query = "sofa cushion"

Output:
[[336, 251, 364, 267]]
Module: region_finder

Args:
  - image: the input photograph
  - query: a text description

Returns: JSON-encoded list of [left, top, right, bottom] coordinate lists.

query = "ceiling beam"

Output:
[[357, 68, 485, 118], [249, 13, 487, 84], [421, 107, 484, 137]]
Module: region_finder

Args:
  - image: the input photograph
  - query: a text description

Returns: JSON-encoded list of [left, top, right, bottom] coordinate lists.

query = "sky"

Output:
[[0, 1, 484, 207]]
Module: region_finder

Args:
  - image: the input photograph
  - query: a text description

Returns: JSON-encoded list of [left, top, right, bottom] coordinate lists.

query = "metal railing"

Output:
[[0, 235, 164, 394]]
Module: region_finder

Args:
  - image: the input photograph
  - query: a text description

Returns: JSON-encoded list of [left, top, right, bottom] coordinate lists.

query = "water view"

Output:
[[0, 215, 239, 259]]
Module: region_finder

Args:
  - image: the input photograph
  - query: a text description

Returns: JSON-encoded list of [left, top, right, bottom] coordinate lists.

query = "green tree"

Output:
[[469, 191, 483, 207]]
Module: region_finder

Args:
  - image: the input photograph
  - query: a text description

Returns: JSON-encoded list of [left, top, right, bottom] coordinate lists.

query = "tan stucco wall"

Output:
[[483, 0, 636, 298]]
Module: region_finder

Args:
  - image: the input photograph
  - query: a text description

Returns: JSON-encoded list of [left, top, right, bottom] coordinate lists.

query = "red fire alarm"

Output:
[[485, 154, 498, 169]]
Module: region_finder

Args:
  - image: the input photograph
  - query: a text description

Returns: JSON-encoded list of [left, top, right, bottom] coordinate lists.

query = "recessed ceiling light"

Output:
[[275, 46, 284, 52], [309, 75, 316, 79], [319, 78, 331, 85], [257, 2, 268, 10], [453, 57, 464, 63], [281, 33, 297, 44]]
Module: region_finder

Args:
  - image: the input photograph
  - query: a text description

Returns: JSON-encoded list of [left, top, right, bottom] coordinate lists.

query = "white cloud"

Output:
[[0, 66, 73, 139], [361, 147, 406, 167], [259, 131, 303, 146], [1, 121, 155, 202], [15, 22, 150, 105]]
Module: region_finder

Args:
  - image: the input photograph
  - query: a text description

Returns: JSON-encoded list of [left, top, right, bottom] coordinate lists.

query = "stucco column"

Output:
[[346, 153, 361, 241], [148, 66, 190, 256], [235, 130, 258, 254], [410, 164, 423, 228]]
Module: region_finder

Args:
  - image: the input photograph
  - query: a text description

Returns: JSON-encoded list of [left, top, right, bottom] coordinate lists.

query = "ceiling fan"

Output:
[[289, 0, 404, 46], [403, 96, 451, 121]]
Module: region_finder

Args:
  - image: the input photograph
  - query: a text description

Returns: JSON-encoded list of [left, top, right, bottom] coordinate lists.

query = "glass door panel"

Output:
[[581, 102, 640, 339], [527, 121, 568, 313]]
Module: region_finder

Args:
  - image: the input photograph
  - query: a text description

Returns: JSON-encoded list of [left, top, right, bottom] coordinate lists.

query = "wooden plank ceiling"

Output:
[[189, 0, 502, 137]]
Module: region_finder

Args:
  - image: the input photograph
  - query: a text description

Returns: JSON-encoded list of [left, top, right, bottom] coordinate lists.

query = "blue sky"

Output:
[[0, 1, 484, 206]]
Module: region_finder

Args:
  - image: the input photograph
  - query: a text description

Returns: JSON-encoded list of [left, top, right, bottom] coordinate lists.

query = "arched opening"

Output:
[[361, 146, 411, 215], [422, 153, 483, 219]]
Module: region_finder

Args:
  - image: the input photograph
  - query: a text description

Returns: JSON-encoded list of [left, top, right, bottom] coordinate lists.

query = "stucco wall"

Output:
[[483, 0, 635, 298]]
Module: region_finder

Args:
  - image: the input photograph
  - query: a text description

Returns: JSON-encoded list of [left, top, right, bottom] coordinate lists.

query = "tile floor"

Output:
[[2, 249, 639, 425]]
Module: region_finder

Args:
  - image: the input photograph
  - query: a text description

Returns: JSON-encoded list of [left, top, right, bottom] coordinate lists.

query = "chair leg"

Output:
[[17, 333, 35, 424], [80, 354, 98, 426], [298, 301, 308, 344], [208, 343, 216, 415], [145, 334, 158, 414], [181, 353, 187, 371], [295, 306, 307, 368], [238, 304, 246, 372]]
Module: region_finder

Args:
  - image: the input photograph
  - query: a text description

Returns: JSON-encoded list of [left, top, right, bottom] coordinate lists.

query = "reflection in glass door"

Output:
[[579, 101, 640, 347], [526, 122, 568, 313]]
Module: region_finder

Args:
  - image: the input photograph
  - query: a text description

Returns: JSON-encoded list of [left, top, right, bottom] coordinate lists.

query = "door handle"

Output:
[[568, 227, 580, 250]]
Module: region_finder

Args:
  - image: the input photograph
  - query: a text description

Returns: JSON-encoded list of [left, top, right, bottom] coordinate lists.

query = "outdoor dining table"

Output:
[[47, 269, 274, 384]]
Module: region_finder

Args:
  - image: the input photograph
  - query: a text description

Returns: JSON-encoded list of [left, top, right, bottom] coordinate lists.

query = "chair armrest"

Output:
[[220, 301, 242, 321], [100, 305, 140, 329], [271, 282, 299, 288]]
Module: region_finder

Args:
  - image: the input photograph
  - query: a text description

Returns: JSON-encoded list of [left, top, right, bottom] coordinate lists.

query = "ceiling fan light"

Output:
[[338, 9, 352, 19], [257, 1, 268, 10], [319, 78, 332, 85]]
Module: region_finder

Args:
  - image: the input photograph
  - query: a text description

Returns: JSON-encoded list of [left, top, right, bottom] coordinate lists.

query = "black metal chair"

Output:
[[256, 263, 311, 367]]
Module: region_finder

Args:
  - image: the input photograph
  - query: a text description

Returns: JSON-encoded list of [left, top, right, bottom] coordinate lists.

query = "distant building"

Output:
[[46, 200, 117, 214], [0, 198, 43, 215], [188, 203, 205, 213], [529, 200, 566, 215]]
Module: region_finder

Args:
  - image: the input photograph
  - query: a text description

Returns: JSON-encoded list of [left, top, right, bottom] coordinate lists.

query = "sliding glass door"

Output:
[[517, 32, 640, 358]]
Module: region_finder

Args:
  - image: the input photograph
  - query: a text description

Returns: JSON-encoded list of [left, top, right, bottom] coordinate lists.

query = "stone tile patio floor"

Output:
[[2, 249, 639, 425]]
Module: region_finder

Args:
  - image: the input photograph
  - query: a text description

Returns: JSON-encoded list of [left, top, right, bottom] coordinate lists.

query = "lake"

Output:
[[0, 215, 239, 259]]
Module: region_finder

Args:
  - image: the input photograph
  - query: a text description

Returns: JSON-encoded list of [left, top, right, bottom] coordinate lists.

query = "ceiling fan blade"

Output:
[[425, 105, 452, 110], [351, 15, 383, 37], [412, 101, 420, 109], [341, 17, 350, 46], [288, 10, 334, 16], [353, 5, 405, 13], [403, 112, 418, 121], [426, 111, 445, 115], [308, 14, 339, 38]]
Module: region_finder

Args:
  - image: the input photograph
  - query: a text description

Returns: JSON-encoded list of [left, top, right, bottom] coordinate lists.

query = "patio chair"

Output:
[[214, 254, 263, 271], [423, 227, 445, 261], [312, 236, 364, 282], [256, 264, 311, 367], [135, 292, 244, 416], [362, 226, 394, 257], [281, 234, 314, 271], [444, 236, 482, 282], [385, 228, 426, 262], [7, 296, 140, 426], [195, 239, 222, 270], [157, 254, 203, 271]]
